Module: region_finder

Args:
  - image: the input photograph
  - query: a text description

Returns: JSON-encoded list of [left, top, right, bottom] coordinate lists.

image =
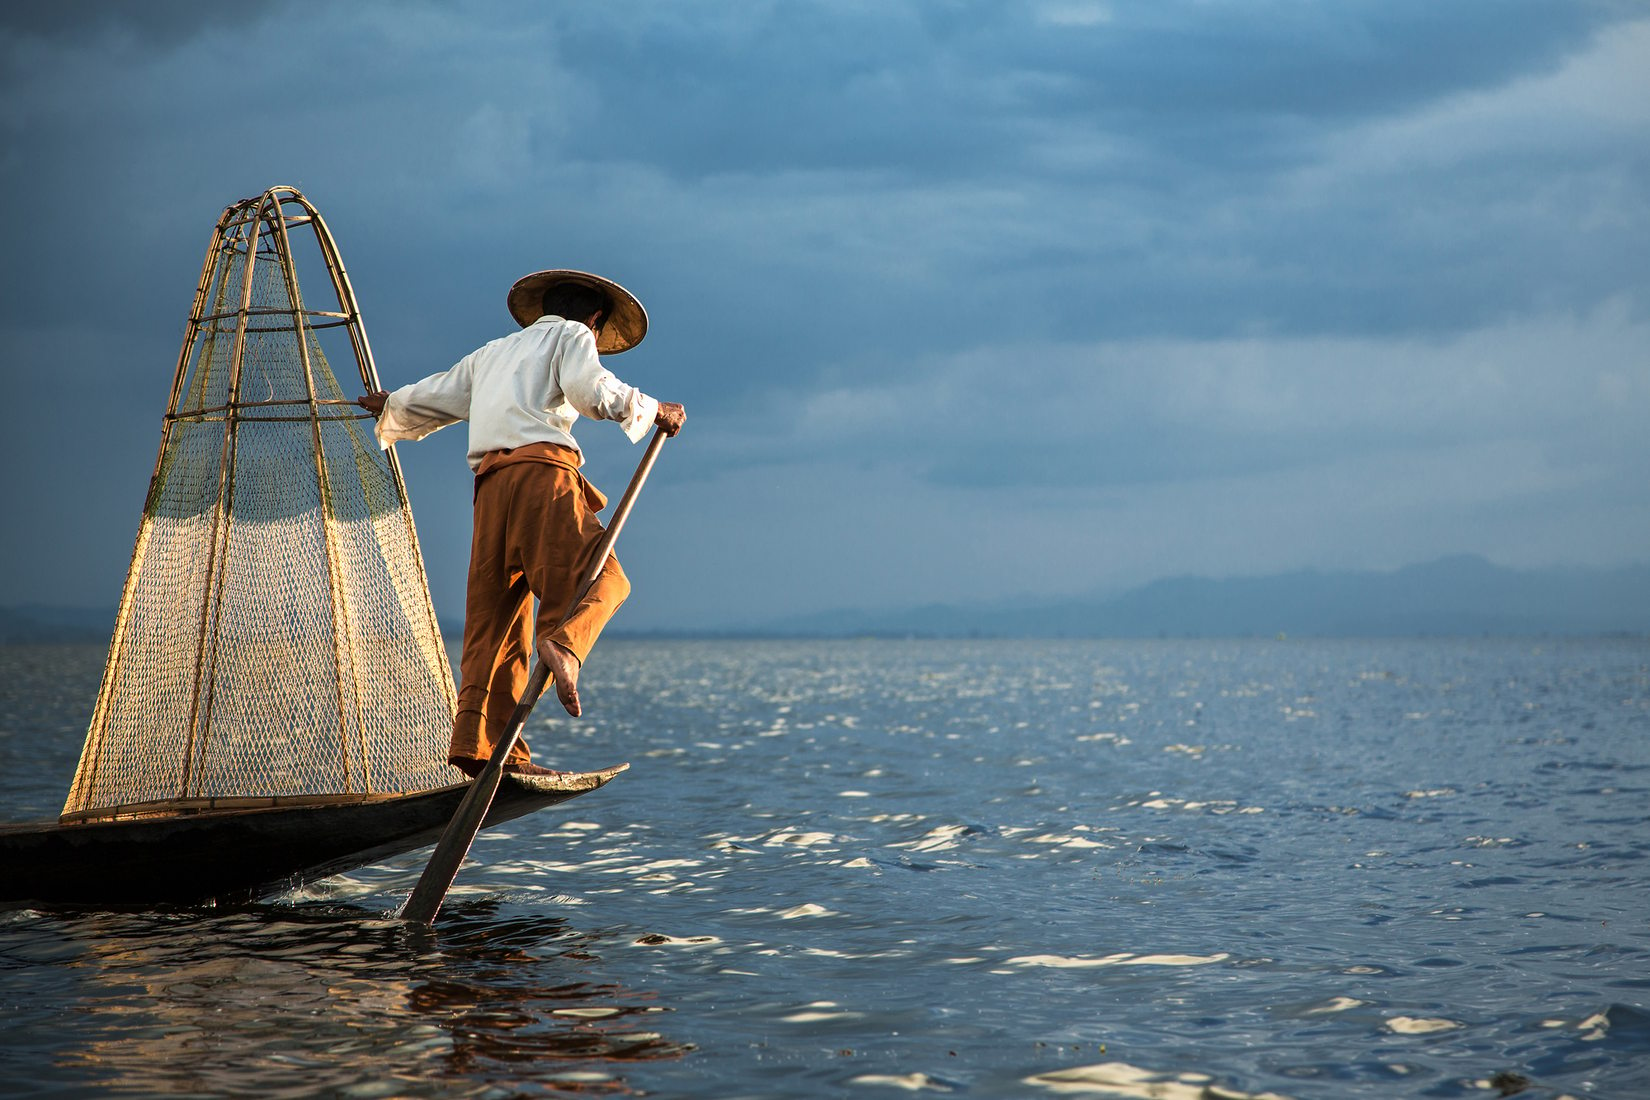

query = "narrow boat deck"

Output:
[[0, 765, 627, 909]]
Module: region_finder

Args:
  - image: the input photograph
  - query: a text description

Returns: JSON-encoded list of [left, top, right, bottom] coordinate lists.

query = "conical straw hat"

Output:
[[507, 269, 648, 354]]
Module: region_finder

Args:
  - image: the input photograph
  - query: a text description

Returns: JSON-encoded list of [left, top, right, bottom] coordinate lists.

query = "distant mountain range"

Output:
[[5, 556, 1648, 643], [744, 555, 1650, 638]]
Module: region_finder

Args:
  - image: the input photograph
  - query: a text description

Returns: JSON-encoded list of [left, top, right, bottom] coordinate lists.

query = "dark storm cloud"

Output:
[[5, 1, 1636, 361], [0, 1, 268, 44], [547, 0, 1615, 178], [456, 0, 1643, 422]]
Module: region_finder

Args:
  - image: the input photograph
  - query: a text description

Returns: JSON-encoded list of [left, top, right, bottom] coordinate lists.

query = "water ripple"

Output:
[[3, 638, 1647, 1097]]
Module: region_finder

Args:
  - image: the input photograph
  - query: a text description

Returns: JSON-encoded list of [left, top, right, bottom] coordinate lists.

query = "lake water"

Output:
[[1, 637, 1647, 1098]]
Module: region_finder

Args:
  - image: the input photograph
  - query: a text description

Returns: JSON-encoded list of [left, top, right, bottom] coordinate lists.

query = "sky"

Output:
[[1, 0, 1646, 631]]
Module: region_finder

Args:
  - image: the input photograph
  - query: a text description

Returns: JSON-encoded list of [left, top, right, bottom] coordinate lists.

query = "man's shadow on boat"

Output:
[[34, 896, 689, 1092]]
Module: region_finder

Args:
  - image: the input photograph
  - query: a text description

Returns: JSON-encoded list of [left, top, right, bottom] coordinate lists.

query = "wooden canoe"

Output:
[[0, 765, 626, 909]]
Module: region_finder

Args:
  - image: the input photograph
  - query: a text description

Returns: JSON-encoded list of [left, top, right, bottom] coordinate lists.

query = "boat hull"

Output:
[[0, 766, 626, 909]]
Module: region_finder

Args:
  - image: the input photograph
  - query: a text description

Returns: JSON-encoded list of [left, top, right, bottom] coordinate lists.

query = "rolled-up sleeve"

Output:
[[556, 326, 657, 443], [375, 355, 475, 448]]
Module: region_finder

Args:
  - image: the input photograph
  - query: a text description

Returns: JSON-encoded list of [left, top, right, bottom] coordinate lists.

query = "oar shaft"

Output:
[[401, 427, 669, 924]]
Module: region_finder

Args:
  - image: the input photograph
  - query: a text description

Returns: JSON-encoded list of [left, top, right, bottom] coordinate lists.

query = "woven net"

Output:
[[63, 187, 458, 820]]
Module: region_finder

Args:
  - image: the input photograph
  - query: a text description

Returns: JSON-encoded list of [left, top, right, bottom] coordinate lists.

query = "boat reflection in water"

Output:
[[40, 901, 688, 1096]]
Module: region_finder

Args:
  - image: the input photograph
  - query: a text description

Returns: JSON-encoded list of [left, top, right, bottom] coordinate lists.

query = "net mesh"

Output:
[[63, 188, 458, 819]]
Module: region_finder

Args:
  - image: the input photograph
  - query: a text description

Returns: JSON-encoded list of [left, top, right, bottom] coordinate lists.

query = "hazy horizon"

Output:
[[6, 553, 1646, 641]]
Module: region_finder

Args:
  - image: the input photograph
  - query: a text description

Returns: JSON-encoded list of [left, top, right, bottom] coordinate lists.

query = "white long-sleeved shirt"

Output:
[[374, 315, 658, 470]]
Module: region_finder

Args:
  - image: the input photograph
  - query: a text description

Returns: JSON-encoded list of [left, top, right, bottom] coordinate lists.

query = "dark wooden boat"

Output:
[[0, 765, 625, 909]]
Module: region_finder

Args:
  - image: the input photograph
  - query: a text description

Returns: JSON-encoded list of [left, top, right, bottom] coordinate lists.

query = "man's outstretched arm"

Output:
[[359, 355, 475, 449]]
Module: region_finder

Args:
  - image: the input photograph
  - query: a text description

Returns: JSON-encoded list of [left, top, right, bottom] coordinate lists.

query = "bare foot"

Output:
[[537, 637, 582, 717]]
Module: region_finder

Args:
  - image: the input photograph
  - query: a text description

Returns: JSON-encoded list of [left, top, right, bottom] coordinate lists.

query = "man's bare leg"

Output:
[[537, 635, 582, 717]]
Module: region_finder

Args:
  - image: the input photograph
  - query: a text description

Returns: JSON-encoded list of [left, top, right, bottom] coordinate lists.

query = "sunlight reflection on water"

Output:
[[2, 638, 1647, 1097], [4, 902, 688, 1097]]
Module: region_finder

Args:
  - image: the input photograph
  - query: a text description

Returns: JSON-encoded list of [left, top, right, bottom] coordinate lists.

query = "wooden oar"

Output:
[[401, 426, 670, 924]]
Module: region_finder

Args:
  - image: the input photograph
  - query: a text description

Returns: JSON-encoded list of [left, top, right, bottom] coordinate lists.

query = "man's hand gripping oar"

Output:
[[401, 408, 681, 925]]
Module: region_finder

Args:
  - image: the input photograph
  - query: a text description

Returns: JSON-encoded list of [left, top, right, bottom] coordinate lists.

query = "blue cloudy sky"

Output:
[[2, 1, 1646, 630]]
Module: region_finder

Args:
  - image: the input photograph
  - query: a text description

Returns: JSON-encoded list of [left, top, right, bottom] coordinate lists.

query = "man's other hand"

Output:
[[358, 391, 388, 417], [655, 401, 686, 436]]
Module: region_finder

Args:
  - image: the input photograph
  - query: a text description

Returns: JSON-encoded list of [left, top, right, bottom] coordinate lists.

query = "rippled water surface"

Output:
[[2, 638, 1647, 1097]]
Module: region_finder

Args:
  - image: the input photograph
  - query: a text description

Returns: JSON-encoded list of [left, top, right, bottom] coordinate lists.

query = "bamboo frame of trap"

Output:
[[64, 186, 458, 822]]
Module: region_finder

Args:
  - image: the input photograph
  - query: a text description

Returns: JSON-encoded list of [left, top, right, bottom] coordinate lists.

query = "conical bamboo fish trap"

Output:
[[63, 186, 458, 822]]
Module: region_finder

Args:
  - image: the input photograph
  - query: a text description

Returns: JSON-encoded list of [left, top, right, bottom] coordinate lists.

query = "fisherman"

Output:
[[359, 270, 684, 777]]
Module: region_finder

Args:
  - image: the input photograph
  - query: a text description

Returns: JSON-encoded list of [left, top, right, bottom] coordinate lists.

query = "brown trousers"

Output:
[[449, 442, 629, 767]]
